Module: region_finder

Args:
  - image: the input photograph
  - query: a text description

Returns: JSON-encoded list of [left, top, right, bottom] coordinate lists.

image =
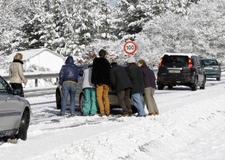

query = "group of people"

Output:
[[59, 49, 159, 117], [8, 50, 159, 118]]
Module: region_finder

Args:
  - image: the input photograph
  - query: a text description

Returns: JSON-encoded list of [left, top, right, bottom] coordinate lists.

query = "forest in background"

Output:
[[0, 0, 224, 66]]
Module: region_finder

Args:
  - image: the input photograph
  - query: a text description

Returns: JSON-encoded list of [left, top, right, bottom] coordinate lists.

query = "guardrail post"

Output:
[[35, 79, 38, 87]]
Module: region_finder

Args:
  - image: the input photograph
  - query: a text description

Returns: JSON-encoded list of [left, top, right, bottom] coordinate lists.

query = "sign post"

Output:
[[123, 41, 137, 55]]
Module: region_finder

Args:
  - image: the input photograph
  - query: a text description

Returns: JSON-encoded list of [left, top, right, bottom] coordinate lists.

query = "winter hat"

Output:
[[127, 57, 136, 63]]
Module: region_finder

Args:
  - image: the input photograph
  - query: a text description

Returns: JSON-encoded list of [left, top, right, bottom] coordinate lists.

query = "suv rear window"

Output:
[[201, 59, 218, 66], [162, 55, 189, 67]]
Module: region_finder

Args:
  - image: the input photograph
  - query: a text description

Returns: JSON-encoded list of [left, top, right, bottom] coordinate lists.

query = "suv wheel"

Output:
[[191, 76, 198, 91], [158, 83, 164, 90], [200, 77, 206, 89], [168, 84, 173, 89]]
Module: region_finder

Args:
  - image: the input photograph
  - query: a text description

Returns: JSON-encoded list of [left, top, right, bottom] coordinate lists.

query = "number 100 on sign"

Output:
[[124, 41, 137, 55]]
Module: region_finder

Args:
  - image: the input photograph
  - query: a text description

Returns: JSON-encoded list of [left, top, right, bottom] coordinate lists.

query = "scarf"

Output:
[[13, 59, 23, 65]]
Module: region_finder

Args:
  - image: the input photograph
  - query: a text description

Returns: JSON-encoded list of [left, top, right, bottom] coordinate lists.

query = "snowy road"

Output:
[[0, 76, 225, 160]]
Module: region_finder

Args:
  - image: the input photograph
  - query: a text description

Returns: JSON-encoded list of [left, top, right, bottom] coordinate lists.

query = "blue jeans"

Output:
[[132, 93, 146, 116], [61, 81, 77, 115]]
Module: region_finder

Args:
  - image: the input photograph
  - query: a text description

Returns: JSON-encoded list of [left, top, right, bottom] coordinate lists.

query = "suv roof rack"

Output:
[[163, 52, 198, 58]]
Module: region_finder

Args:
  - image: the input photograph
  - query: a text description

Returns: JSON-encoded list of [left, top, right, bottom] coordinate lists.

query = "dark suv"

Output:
[[157, 53, 206, 91]]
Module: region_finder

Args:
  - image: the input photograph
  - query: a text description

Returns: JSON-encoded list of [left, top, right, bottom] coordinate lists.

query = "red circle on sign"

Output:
[[124, 41, 137, 55]]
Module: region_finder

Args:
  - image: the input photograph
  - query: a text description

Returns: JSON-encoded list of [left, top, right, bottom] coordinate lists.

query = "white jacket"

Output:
[[82, 67, 95, 89], [9, 62, 27, 84]]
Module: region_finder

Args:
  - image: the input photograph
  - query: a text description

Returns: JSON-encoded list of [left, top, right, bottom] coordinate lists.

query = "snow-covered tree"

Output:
[[0, 0, 28, 53], [0, 0, 224, 66], [133, 0, 225, 65], [113, 0, 148, 40], [187, 0, 225, 57], [41, 0, 66, 51]]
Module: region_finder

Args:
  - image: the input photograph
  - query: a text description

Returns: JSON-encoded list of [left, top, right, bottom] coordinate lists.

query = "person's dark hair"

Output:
[[111, 62, 117, 66], [99, 49, 107, 58]]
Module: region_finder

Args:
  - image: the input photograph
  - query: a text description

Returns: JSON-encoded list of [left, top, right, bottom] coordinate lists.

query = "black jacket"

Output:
[[110, 64, 133, 93], [91, 57, 111, 85], [140, 64, 156, 88], [126, 63, 145, 95]]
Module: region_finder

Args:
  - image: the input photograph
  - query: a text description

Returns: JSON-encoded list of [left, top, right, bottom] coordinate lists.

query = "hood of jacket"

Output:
[[65, 56, 74, 65]]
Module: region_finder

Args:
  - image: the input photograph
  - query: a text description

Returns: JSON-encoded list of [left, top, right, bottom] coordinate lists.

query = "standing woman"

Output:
[[137, 59, 159, 116], [9, 53, 27, 97]]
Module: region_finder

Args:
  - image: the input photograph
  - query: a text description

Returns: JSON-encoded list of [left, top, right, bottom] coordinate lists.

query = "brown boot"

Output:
[[98, 113, 105, 117], [122, 113, 129, 117]]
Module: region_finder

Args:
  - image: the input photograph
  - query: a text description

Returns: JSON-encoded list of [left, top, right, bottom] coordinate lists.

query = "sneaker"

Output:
[[128, 109, 132, 114], [7, 138, 18, 144], [136, 114, 146, 117], [57, 113, 66, 116], [69, 114, 75, 117], [128, 110, 133, 116], [122, 113, 129, 117]]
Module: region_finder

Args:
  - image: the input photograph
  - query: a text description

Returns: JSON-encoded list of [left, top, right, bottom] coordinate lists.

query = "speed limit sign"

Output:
[[124, 41, 137, 55]]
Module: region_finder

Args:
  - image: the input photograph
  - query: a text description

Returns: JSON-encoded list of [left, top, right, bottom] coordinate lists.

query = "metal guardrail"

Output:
[[0, 72, 58, 97], [1, 72, 59, 87], [1, 72, 59, 81], [24, 86, 57, 97], [1, 65, 224, 88]]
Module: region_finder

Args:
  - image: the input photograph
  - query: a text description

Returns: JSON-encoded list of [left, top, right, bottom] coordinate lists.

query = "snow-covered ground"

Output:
[[0, 76, 225, 160]]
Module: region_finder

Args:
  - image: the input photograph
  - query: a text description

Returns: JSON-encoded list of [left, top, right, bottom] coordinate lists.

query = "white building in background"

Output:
[[6, 48, 65, 87], [7, 48, 64, 72]]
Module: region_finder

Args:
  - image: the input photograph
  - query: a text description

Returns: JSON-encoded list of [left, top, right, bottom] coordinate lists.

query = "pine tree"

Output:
[[113, 0, 147, 40]]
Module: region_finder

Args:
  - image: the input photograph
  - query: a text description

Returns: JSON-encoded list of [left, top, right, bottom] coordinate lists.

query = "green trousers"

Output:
[[83, 88, 98, 115]]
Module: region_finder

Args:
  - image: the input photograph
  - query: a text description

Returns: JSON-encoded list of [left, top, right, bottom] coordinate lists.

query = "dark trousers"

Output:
[[10, 83, 24, 97], [117, 88, 131, 114]]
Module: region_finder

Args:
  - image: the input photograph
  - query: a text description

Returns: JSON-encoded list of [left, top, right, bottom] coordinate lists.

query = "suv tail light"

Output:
[[158, 58, 163, 68], [188, 58, 193, 69]]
